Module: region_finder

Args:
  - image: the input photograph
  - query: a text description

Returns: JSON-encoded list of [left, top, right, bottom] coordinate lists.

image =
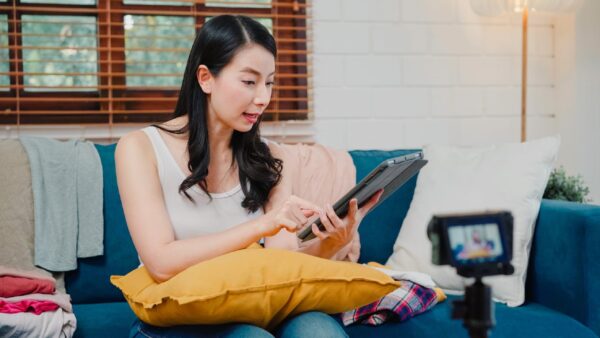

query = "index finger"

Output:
[[290, 195, 322, 213]]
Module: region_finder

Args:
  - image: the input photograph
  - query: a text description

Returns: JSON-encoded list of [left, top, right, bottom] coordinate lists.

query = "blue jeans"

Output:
[[129, 311, 348, 338]]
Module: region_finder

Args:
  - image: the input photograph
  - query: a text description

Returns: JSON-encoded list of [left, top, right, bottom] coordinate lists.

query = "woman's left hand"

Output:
[[311, 189, 383, 249]]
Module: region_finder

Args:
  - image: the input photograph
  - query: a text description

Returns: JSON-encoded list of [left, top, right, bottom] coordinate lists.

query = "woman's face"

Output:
[[203, 44, 275, 133]]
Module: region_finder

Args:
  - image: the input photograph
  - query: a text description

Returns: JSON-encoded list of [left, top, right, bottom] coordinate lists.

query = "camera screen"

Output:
[[448, 223, 504, 265]]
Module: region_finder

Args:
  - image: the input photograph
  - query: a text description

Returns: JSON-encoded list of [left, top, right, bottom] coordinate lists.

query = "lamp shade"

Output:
[[470, 0, 583, 15]]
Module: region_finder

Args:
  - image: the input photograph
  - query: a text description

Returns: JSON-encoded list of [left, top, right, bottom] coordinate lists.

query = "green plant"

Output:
[[543, 166, 591, 203]]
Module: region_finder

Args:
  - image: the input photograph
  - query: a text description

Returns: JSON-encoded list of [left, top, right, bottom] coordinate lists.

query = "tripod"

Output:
[[451, 277, 494, 338]]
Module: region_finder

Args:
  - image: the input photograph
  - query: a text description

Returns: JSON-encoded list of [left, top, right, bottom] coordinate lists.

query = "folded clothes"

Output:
[[0, 276, 55, 298], [340, 280, 442, 326], [340, 262, 446, 326], [0, 307, 76, 338], [1, 293, 72, 313], [368, 265, 437, 289], [0, 299, 59, 315], [0, 266, 56, 283]]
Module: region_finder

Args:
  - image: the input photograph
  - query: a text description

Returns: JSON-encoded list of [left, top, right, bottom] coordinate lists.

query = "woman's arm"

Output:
[[262, 143, 302, 250], [116, 131, 274, 282]]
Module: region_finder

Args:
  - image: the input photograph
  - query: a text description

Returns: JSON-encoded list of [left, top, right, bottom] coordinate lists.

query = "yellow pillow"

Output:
[[111, 245, 400, 330]]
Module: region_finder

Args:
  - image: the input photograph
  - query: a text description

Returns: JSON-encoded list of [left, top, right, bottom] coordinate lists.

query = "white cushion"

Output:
[[386, 136, 560, 306]]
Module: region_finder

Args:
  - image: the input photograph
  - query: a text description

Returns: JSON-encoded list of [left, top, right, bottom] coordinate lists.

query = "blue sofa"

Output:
[[65, 145, 600, 338]]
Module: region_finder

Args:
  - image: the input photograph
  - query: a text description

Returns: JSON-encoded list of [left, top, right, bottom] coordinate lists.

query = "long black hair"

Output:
[[154, 15, 282, 213]]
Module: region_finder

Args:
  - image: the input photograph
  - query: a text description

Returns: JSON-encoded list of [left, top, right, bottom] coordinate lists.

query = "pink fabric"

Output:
[[1, 293, 73, 313], [269, 142, 360, 261], [0, 299, 59, 315], [0, 266, 56, 283], [0, 276, 55, 297]]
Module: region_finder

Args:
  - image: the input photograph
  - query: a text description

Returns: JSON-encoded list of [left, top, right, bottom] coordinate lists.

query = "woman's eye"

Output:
[[242, 80, 256, 86], [266, 81, 275, 87]]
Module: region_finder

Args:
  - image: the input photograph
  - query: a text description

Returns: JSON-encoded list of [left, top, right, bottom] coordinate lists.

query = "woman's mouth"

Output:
[[243, 112, 260, 124]]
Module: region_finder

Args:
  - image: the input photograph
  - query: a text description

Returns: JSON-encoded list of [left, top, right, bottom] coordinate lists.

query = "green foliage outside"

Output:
[[0, 15, 8, 90], [21, 0, 95, 4], [125, 15, 195, 87], [21, 15, 97, 91], [206, 0, 271, 8], [543, 166, 591, 203], [124, 0, 189, 5], [124, 0, 271, 8]]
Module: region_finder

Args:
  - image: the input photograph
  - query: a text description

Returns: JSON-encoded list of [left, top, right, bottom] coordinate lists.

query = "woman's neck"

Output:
[[207, 125, 233, 157], [167, 114, 233, 153], [205, 107, 234, 158], [166, 114, 235, 166], [206, 120, 237, 191]]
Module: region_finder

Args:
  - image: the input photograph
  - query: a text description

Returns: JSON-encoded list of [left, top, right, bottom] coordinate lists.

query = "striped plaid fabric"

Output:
[[340, 281, 440, 326]]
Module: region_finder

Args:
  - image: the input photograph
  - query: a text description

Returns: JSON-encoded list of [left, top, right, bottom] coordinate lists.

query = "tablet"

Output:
[[297, 151, 427, 242]]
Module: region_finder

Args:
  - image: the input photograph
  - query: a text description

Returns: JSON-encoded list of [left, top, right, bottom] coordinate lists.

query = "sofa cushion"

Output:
[[72, 301, 136, 338], [341, 296, 598, 338], [65, 144, 139, 304], [72, 299, 598, 338], [349, 150, 420, 265]]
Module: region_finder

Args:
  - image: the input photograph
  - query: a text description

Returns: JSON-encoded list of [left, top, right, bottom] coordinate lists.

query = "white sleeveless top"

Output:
[[142, 127, 263, 240]]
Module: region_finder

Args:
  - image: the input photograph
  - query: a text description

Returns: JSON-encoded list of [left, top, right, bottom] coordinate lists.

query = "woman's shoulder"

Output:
[[117, 116, 185, 153], [115, 128, 155, 166], [117, 128, 151, 150], [157, 116, 188, 133]]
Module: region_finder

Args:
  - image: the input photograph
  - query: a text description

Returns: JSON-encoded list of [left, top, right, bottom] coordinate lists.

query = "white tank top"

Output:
[[142, 127, 263, 240]]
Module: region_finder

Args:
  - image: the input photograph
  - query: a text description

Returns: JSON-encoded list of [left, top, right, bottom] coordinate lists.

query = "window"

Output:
[[0, 0, 309, 126], [0, 14, 8, 90], [21, 15, 98, 91], [124, 15, 194, 87]]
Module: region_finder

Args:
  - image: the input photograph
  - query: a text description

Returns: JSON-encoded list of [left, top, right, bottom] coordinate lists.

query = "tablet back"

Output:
[[298, 152, 427, 241]]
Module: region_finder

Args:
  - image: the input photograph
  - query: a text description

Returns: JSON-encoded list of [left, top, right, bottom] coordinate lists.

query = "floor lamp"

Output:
[[469, 0, 583, 142]]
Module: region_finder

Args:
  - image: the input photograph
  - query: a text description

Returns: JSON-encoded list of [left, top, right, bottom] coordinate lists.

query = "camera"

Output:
[[427, 211, 515, 338], [427, 210, 515, 278]]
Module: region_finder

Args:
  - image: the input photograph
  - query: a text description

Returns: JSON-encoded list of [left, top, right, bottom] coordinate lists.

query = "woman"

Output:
[[116, 15, 381, 338]]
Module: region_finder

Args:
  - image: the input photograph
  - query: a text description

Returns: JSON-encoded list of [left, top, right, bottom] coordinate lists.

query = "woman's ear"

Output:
[[197, 65, 213, 94]]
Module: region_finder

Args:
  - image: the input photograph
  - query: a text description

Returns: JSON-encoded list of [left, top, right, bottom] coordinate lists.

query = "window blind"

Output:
[[0, 0, 310, 128]]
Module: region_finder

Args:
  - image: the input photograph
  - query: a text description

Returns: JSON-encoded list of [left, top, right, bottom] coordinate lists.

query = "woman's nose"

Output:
[[254, 84, 271, 107]]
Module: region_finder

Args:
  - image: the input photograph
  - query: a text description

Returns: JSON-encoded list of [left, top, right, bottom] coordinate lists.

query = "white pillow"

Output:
[[386, 136, 560, 306]]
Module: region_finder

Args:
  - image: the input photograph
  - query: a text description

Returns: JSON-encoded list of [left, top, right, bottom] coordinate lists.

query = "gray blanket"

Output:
[[0, 140, 65, 291], [20, 137, 103, 272]]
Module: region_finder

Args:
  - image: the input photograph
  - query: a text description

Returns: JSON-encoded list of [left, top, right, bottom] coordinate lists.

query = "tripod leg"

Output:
[[463, 279, 494, 338]]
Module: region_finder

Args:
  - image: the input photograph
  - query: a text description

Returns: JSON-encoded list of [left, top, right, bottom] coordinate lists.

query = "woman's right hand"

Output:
[[260, 195, 322, 237]]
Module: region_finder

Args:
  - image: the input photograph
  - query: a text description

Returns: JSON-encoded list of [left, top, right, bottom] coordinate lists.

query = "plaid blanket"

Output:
[[340, 280, 441, 326]]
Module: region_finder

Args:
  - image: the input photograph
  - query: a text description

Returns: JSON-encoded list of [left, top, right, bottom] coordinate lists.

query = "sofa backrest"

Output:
[[349, 150, 420, 265], [64, 146, 420, 304]]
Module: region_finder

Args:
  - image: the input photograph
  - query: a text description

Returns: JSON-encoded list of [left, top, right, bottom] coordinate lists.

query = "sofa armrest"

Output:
[[526, 199, 600, 336]]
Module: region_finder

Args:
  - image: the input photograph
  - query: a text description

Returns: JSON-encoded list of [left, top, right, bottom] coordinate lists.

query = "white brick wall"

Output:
[[311, 0, 558, 150], [554, 0, 600, 204]]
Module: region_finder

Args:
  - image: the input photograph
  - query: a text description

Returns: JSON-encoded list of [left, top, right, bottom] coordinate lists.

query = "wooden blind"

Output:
[[0, 0, 309, 126]]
